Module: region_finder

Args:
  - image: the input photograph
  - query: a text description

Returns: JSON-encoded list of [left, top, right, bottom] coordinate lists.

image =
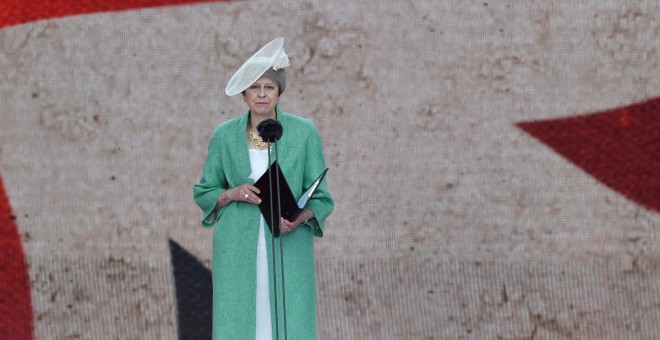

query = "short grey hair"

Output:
[[260, 68, 287, 95]]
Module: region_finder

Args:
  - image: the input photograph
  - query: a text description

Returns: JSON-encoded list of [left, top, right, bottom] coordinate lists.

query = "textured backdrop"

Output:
[[1, 0, 659, 339]]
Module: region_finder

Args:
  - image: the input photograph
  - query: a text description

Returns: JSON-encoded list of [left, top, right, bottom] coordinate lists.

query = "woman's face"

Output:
[[243, 76, 279, 119]]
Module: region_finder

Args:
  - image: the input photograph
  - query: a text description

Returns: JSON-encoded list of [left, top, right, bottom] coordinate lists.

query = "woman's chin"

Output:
[[251, 108, 275, 117]]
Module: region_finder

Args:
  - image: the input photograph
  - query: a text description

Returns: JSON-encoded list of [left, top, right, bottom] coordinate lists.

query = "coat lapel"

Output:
[[273, 107, 288, 166], [235, 112, 253, 184]]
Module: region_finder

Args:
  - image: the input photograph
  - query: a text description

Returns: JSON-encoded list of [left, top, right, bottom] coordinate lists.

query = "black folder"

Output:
[[254, 160, 328, 237]]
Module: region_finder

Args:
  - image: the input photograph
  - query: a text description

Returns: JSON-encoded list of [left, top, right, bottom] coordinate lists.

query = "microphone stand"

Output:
[[266, 140, 280, 339], [273, 140, 288, 340], [266, 140, 288, 340]]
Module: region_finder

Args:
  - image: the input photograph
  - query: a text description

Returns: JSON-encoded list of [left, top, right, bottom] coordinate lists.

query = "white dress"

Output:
[[248, 148, 272, 340]]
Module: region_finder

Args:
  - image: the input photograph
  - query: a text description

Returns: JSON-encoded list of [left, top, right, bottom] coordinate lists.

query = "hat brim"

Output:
[[225, 37, 284, 96]]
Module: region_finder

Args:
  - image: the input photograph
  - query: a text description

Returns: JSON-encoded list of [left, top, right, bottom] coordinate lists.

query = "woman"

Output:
[[193, 37, 334, 340]]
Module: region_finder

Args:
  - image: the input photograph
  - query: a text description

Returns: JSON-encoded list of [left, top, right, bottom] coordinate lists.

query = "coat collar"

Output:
[[235, 107, 288, 184]]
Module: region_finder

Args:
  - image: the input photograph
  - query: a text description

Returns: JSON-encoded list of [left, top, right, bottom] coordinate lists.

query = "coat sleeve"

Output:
[[302, 123, 334, 237], [193, 131, 228, 227]]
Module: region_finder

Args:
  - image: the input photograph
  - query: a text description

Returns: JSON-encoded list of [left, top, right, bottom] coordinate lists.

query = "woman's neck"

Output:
[[249, 111, 277, 128]]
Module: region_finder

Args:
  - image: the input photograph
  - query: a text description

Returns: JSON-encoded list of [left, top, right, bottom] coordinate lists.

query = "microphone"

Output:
[[257, 119, 283, 143], [257, 117, 288, 338]]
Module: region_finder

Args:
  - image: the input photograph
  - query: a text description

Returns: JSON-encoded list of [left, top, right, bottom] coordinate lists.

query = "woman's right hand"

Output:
[[217, 184, 262, 208], [231, 184, 262, 204]]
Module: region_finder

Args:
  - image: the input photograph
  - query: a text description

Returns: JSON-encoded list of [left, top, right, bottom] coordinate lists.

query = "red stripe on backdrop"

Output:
[[517, 97, 660, 213], [0, 0, 229, 30], [0, 175, 33, 339], [0, 0, 235, 337]]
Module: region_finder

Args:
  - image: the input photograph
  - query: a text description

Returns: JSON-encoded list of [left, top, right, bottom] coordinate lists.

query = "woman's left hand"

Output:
[[280, 208, 313, 234]]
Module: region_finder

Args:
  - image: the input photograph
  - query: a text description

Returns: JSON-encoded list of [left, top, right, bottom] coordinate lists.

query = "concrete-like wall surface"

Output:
[[1, 1, 659, 339]]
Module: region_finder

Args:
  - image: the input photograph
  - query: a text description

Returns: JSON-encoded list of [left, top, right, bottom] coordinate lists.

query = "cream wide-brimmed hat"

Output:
[[225, 37, 291, 96]]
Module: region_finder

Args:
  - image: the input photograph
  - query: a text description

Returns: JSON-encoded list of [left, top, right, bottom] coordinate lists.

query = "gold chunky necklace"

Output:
[[247, 124, 270, 150]]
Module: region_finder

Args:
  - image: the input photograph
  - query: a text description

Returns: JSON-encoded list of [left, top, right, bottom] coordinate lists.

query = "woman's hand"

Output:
[[280, 208, 314, 234], [217, 184, 261, 208]]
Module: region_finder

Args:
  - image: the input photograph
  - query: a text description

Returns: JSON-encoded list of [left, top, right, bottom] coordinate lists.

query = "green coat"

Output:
[[193, 108, 334, 340]]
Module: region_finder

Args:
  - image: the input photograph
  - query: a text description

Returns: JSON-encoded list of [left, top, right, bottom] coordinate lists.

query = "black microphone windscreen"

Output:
[[257, 119, 283, 143]]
